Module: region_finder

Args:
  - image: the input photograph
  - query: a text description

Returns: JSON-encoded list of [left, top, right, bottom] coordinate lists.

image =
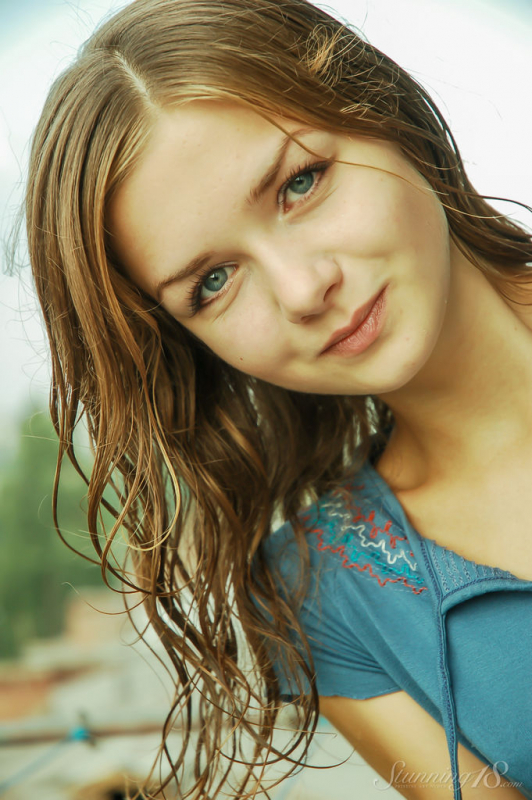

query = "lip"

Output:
[[321, 287, 387, 356]]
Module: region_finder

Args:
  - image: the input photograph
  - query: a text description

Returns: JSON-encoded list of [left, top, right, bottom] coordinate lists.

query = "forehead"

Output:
[[107, 101, 304, 292]]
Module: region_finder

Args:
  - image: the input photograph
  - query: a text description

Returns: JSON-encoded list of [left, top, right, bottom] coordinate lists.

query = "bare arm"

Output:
[[319, 691, 526, 800]]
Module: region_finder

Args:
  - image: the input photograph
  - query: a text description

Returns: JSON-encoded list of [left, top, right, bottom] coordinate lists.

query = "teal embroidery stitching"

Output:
[[304, 483, 427, 594]]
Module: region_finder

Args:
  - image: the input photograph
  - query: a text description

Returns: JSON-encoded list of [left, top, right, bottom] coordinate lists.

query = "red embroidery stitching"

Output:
[[300, 479, 427, 595], [315, 528, 427, 594], [330, 483, 410, 550], [350, 506, 408, 550], [303, 488, 427, 595]]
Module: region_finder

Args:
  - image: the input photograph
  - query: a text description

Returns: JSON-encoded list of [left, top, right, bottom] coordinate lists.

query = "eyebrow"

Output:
[[155, 128, 311, 300], [246, 130, 301, 206]]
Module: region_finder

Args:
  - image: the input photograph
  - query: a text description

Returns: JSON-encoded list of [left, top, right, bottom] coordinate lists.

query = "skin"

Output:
[[110, 100, 453, 400], [109, 98, 532, 511], [109, 100, 532, 794]]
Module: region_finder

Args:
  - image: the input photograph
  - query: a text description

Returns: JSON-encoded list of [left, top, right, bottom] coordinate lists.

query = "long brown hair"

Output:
[[25, 0, 532, 797]]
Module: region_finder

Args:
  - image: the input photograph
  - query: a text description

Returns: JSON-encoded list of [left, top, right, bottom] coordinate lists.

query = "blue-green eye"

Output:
[[187, 263, 237, 314], [200, 265, 236, 301], [279, 160, 330, 209], [204, 269, 228, 293], [287, 172, 315, 195]]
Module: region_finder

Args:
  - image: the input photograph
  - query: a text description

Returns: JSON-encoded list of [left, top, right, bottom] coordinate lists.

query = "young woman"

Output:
[[24, 0, 532, 798]]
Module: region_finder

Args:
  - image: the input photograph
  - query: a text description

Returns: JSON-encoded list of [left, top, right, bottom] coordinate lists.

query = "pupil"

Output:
[[204, 269, 227, 292], [291, 173, 313, 194]]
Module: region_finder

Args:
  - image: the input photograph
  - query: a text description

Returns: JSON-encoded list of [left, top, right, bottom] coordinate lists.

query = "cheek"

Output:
[[332, 171, 446, 258], [202, 313, 283, 375]]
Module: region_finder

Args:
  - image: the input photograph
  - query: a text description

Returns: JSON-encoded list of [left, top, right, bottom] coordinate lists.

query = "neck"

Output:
[[376, 248, 532, 485]]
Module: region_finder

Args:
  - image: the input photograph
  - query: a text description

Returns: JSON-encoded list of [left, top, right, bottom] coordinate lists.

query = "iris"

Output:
[[290, 172, 314, 194], [204, 268, 229, 292]]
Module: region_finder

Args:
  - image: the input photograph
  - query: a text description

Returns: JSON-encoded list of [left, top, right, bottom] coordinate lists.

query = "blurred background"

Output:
[[0, 0, 530, 797]]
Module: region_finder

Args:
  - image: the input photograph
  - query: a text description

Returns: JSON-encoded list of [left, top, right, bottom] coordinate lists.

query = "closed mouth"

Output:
[[321, 288, 384, 353]]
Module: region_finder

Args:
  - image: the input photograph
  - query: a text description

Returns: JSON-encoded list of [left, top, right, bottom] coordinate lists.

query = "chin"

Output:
[[371, 341, 440, 399]]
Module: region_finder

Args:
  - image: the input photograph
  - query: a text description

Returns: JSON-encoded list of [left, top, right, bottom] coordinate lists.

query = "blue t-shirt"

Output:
[[263, 456, 532, 800]]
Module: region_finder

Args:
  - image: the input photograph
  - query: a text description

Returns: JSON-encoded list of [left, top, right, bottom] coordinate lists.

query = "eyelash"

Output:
[[277, 158, 330, 209], [186, 158, 331, 314]]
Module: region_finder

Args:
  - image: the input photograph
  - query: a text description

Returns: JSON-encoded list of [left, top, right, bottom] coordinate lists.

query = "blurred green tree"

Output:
[[0, 406, 117, 659]]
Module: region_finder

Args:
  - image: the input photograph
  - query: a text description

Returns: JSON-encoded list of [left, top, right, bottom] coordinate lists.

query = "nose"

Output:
[[254, 238, 342, 323]]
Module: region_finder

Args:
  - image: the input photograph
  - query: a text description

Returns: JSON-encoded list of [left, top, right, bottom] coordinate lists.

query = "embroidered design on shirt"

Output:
[[303, 482, 427, 595]]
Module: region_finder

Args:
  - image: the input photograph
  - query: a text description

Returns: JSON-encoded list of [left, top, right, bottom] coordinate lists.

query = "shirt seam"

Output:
[[441, 575, 525, 600]]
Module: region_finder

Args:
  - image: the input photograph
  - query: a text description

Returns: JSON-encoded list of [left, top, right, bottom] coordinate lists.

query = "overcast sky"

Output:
[[1, 0, 531, 444]]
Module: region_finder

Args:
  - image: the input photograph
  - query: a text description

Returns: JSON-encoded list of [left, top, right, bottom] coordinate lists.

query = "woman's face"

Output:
[[109, 101, 453, 396]]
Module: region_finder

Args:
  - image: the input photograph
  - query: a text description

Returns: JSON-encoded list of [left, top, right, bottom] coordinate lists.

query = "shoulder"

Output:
[[265, 463, 426, 597]]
